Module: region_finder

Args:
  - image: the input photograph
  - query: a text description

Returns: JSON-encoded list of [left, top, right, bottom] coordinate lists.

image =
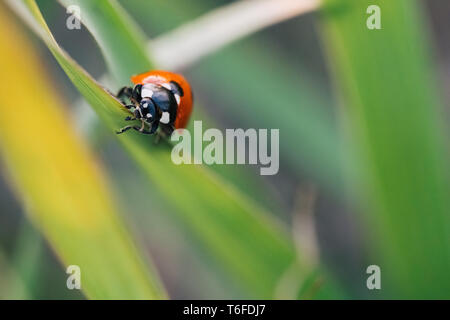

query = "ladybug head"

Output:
[[136, 98, 159, 124]]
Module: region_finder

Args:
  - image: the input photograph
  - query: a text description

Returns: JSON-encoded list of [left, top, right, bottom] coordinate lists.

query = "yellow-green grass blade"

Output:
[[0, 4, 166, 299], [320, 0, 450, 298], [17, 0, 300, 298]]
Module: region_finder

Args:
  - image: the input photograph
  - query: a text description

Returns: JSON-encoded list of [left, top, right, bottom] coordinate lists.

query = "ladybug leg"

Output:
[[154, 133, 162, 144], [123, 105, 137, 120], [128, 121, 160, 136], [128, 120, 154, 135], [118, 87, 142, 108], [149, 121, 159, 134], [160, 124, 175, 137], [117, 86, 133, 102], [131, 126, 154, 135], [116, 125, 133, 134]]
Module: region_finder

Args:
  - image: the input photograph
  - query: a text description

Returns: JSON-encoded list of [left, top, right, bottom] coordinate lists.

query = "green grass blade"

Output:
[[59, 0, 152, 84], [0, 3, 167, 299], [0, 250, 29, 299], [18, 0, 301, 298], [10, 221, 44, 299], [320, 0, 450, 298]]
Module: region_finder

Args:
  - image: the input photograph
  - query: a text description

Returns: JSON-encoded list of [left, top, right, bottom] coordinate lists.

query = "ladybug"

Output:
[[116, 70, 193, 136]]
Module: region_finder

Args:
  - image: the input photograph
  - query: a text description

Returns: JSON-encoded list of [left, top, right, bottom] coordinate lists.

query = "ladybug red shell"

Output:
[[116, 70, 193, 136], [131, 70, 193, 129]]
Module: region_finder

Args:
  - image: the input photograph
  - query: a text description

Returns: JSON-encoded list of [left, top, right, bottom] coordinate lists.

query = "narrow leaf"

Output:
[[0, 2, 167, 299], [320, 0, 450, 298]]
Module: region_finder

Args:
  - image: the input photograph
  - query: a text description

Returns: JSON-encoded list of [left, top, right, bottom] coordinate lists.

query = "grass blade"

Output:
[[0, 3, 166, 299], [0, 250, 29, 299], [320, 0, 450, 298], [59, 0, 152, 84], [152, 0, 320, 70]]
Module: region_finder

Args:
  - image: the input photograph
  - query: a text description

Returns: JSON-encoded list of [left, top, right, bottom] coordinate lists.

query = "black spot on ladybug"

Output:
[[170, 81, 184, 97]]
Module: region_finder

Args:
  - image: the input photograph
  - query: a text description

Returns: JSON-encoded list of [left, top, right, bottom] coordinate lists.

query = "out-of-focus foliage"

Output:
[[321, 0, 450, 298], [0, 2, 166, 299], [12, 0, 315, 299], [125, 0, 343, 191], [1, 0, 448, 300]]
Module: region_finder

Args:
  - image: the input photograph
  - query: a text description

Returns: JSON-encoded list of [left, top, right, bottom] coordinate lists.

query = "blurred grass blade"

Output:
[[0, 250, 29, 299], [10, 220, 44, 299], [320, 0, 450, 298], [12, 0, 305, 298], [59, 0, 152, 85], [191, 45, 341, 189], [0, 4, 166, 299], [152, 0, 320, 70]]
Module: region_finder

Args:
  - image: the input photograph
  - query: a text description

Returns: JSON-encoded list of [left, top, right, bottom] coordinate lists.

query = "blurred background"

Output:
[[0, 0, 449, 299]]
